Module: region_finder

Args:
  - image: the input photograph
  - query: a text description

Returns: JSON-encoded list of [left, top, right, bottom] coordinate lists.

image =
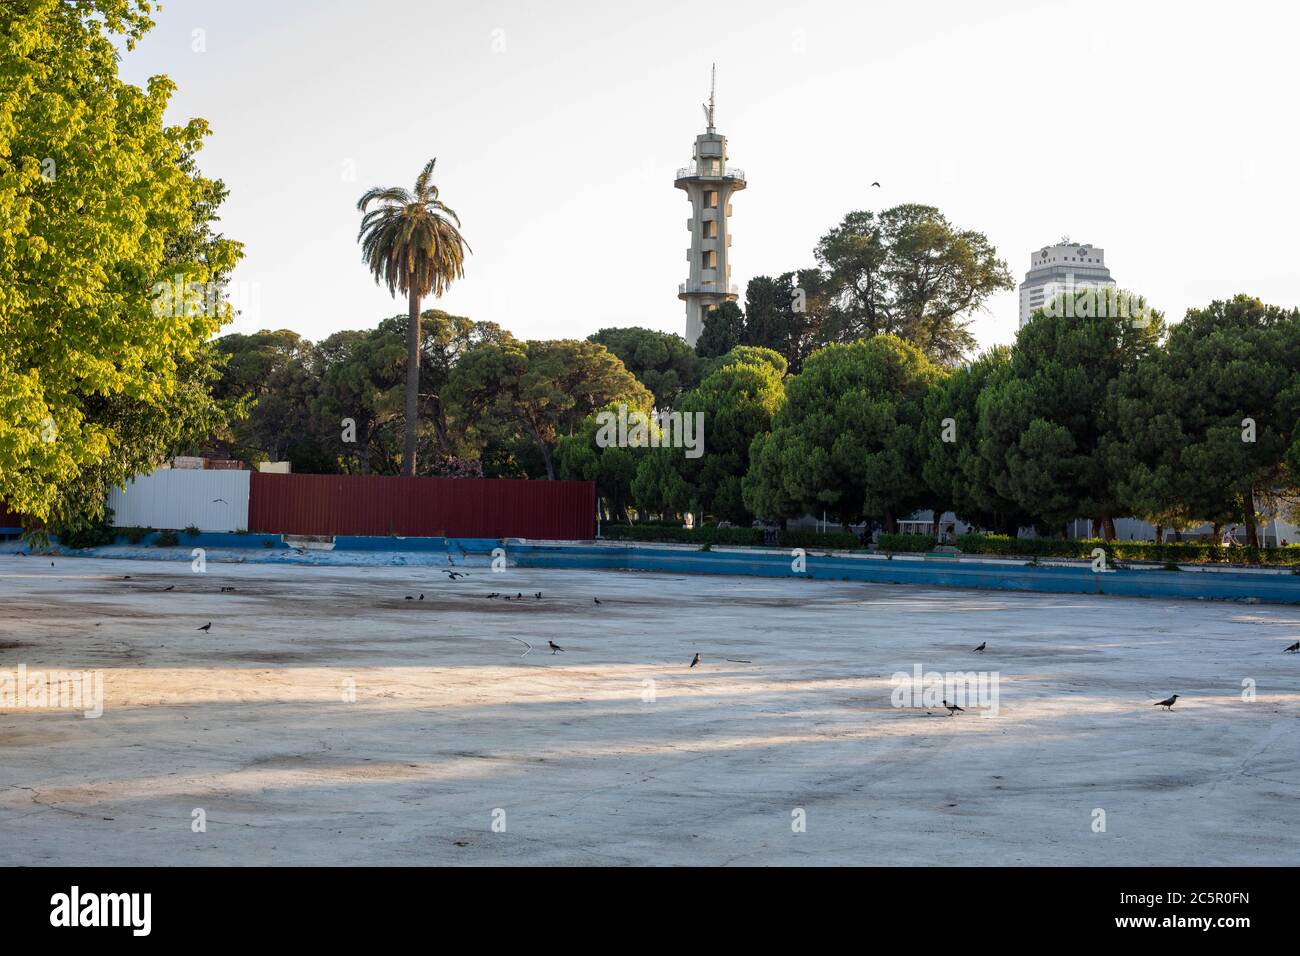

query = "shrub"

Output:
[[954, 533, 1300, 567], [154, 530, 179, 547], [184, 525, 200, 537], [120, 526, 152, 544], [876, 533, 936, 553]]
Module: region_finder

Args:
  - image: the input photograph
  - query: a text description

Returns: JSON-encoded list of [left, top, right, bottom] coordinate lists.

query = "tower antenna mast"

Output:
[[703, 63, 716, 131]]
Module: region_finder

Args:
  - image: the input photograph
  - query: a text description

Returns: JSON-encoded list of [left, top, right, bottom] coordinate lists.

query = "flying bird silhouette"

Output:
[[1154, 694, 1180, 710], [690, 653, 701, 668], [548, 640, 565, 654], [212, 498, 228, 505], [973, 642, 986, 652], [871, 181, 881, 187], [942, 699, 965, 716], [196, 622, 212, 632]]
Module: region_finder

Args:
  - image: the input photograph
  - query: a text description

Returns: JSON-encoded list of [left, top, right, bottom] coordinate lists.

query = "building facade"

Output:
[[1018, 240, 1116, 328], [676, 68, 745, 346]]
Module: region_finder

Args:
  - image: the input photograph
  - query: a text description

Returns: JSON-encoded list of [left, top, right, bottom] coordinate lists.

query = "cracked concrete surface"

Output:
[[1, 554, 1298, 865]]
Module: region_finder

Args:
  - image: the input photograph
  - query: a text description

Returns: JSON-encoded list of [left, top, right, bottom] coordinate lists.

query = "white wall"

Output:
[[107, 469, 251, 532]]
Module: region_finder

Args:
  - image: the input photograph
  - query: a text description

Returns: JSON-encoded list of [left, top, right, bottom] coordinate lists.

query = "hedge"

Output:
[[876, 533, 937, 553], [956, 533, 1300, 567], [599, 524, 862, 550]]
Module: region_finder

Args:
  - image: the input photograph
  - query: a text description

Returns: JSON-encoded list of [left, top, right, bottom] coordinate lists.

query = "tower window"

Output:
[[703, 220, 718, 239], [702, 250, 717, 269], [704, 190, 718, 208]]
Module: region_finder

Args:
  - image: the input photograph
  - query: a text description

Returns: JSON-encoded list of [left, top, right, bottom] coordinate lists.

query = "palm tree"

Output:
[[357, 158, 469, 476]]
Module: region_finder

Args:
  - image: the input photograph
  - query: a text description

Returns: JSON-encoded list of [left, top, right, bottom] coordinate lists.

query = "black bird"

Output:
[[594, 597, 601, 605], [220, 586, 235, 592], [405, 596, 414, 600], [690, 653, 701, 668], [50, 561, 54, 567], [164, 585, 175, 592], [418, 593, 424, 600], [1154, 694, 1179, 710], [871, 181, 881, 187], [548, 640, 564, 654], [535, 592, 542, 600], [942, 699, 965, 716], [973, 642, 986, 652], [443, 569, 466, 580], [486, 592, 499, 599], [1284, 642, 1300, 653], [197, 622, 212, 632], [212, 498, 228, 504], [123, 575, 131, 580], [516, 592, 522, 599], [447, 555, 455, 566]]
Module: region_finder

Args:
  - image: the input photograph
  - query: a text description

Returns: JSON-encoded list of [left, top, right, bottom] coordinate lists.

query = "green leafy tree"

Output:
[[556, 400, 658, 523], [918, 346, 1028, 535], [742, 270, 830, 373], [743, 335, 942, 530], [1110, 295, 1300, 546], [814, 205, 1013, 364], [447, 339, 652, 479], [357, 158, 469, 476], [979, 289, 1163, 538], [587, 327, 701, 408], [694, 301, 746, 358], [633, 349, 785, 524], [0, 0, 242, 525]]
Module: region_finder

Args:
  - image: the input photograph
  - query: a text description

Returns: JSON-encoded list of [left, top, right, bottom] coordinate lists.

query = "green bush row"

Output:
[[600, 524, 863, 550], [876, 532, 938, 553], [955, 533, 1300, 566]]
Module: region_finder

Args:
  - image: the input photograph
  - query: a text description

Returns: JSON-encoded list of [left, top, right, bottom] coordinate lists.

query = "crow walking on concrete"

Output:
[[942, 699, 964, 716], [163, 585, 175, 592], [1154, 694, 1180, 710], [535, 592, 542, 600], [1284, 642, 1300, 653], [593, 597, 601, 605], [690, 653, 701, 668], [548, 640, 564, 654], [973, 642, 986, 652], [197, 622, 212, 632]]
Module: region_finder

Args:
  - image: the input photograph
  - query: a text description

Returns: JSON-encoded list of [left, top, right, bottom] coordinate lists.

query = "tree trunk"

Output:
[[539, 441, 555, 480], [1103, 517, 1117, 542], [1243, 487, 1259, 547], [1154, 523, 1163, 545], [403, 287, 421, 477], [1091, 518, 1101, 539]]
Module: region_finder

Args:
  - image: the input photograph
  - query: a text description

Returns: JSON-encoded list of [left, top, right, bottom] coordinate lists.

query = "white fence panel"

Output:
[[107, 469, 251, 532]]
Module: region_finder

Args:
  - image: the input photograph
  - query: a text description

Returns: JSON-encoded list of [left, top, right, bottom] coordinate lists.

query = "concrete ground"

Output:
[[1, 553, 1297, 866]]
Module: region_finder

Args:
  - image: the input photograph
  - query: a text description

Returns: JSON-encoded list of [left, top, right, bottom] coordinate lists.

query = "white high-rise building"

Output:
[[1018, 240, 1116, 328], [676, 66, 745, 346]]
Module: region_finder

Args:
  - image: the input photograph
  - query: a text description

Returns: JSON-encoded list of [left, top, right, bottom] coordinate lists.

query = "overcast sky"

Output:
[[117, 0, 1299, 350]]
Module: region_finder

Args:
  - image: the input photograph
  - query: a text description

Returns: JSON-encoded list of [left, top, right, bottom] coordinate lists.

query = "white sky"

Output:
[[117, 0, 1300, 350]]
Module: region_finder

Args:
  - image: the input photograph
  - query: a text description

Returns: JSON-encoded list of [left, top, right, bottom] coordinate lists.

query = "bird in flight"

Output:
[[212, 498, 228, 505], [548, 640, 565, 654], [871, 181, 881, 187], [942, 699, 965, 716], [1154, 694, 1179, 710], [443, 569, 466, 580], [1284, 641, 1300, 653], [973, 642, 986, 652], [690, 653, 701, 668], [196, 622, 212, 632]]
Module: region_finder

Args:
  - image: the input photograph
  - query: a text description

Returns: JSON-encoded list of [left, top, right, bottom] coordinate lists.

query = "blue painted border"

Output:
[[8, 534, 1300, 604]]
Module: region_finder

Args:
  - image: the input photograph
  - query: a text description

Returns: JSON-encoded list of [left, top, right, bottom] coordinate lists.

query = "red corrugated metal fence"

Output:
[[247, 473, 596, 540]]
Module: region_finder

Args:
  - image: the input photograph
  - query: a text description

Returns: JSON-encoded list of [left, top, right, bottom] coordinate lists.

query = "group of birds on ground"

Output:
[[29, 549, 1298, 706]]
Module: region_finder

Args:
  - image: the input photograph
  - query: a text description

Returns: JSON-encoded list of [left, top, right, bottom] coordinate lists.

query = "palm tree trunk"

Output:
[[403, 287, 421, 476]]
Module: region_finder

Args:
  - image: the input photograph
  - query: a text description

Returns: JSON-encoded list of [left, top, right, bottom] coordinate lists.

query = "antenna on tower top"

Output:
[[702, 63, 716, 131]]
